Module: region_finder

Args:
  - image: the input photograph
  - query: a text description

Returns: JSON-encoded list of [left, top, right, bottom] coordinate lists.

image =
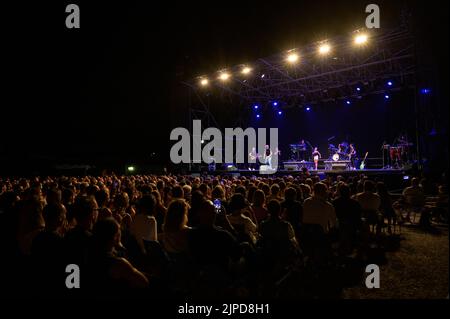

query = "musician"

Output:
[[248, 147, 258, 171], [299, 139, 307, 161], [348, 144, 357, 169], [312, 147, 321, 170], [263, 144, 273, 168]]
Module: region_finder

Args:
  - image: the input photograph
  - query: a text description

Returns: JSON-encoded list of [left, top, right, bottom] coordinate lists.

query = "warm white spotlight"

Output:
[[287, 53, 299, 63], [219, 72, 230, 81], [354, 34, 368, 45], [200, 78, 208, 86], [318, 43, 331, 55], [241, 67, 252, 75]]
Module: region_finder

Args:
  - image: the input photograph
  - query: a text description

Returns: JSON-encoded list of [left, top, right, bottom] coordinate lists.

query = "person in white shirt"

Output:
[[303, 182, 336, 233], [130, 195, 157, 252], [355, 180, 381, 212]]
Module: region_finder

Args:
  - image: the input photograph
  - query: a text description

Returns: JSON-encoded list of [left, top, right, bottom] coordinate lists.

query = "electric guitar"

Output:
[[360, 152, 368, 170]]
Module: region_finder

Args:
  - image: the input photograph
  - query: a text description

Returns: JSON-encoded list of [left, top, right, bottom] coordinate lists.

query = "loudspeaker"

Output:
[[284, 164, 298, 171]]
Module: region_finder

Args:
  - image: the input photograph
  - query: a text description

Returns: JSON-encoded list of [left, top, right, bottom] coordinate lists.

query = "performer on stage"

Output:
[[299, 139, 307, 161], [248, 147, 259, 171], [312, 147, 321, 170], [348, 143, 357, 169], [263, 144, 273, 168]]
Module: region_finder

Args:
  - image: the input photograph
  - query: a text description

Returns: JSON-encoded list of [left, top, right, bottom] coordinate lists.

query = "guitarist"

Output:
[[348, 144, 357, 169], [248, 147, 259, 171]]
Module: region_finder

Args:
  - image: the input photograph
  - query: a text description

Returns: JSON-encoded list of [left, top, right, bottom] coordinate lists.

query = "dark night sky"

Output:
[[2, 0, 448, 171]]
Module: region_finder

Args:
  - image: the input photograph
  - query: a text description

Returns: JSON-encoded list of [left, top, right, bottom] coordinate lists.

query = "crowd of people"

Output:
[[0, 172, 447, 298]]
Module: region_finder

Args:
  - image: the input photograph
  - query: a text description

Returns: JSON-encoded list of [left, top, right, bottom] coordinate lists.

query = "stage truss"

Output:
[[184, 24, 417, 128]]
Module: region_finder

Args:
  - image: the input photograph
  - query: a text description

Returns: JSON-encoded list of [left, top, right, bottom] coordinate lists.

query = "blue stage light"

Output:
[[306, 107, 311, 111], [254, 105, 259, 110], [420, 88, 431, 94], [384, 94, 390, 99], [356, 87, 361, 92], [346, 100, 351, 105], [256, 114, 261, 118], [387, 81, 393, 86], [273, 101, 278, 107], [278, 111, 282, 115]]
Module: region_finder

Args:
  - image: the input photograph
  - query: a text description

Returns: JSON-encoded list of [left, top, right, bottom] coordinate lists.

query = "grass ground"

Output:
[[342, 225, 449, 299]]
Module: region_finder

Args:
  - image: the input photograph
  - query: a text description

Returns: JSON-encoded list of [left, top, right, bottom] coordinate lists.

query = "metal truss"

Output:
[[185, 25, 416, 114]]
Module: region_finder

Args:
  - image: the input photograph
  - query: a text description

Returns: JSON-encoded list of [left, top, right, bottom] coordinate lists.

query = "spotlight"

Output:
[[278, 111, 283, 115], [200, 78, 208, 86], [421, 88, 431, 94], [346, 100, 351, 105], [256, 114, 261, 118], [219, 72, 230, 81], [318, 44, 331, 55], [127, 166, 135, 172], [241, 67, 252, 75], [287, 53, 299, 63], [354, 34, 368, 45], [253, 105, 259, 110], [261, 74, 265, 78], [387, 81, 393, 86], [384, 94, 390, 99], [356, 87, 361, 92], [201, 139, 205, 144], [273, 102, 278, 107], [306, 107, 311, 111]]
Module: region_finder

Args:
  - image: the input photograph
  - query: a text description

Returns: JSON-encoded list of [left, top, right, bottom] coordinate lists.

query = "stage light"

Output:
[[356, 87, 361, 92], [354, 34, 368, 45], [200, 78, 208, 86], [318, 44, 331, 55], [287, 53, 299, 63], [261, 74, 265, 78], [387, 81, 393, 86], [273, 101, 278, 107], [421, 88, 431, 94], [253, 105, 259, 110], [384, 94, 390, 99], [127, 166, 135, 172], [201, 139, 205, 144], [278, 111, 283, 115], [256, 114, 261, 118], [241, 67, 252, 75], [219, 72, 230, 81], [346, 100, 351, 105], [306, 107, 311, 111]]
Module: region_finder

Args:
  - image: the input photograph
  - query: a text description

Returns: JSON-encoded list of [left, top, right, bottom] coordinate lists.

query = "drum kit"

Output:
[[382, 140, 413, 168], [328, 143, 349, 161]]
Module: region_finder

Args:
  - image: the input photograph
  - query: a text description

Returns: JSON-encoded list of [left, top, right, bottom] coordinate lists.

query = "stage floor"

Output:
[[203, 168, 408, 177]]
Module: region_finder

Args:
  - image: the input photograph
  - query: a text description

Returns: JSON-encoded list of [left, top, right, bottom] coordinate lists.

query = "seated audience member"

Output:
[[171, 185, 184, 200], [130, 194, 157, 252], [355, 180, 381, 226], [31, 203, 67, 289], [281, 187, 303, 237], [187, 200, 239, 271], [252, 189, 269, 225], [332, 184, 362, 253], [402, 177, 426, 209], [64, 196, 98, 266], [376, 182, 396, 232], [259, 199, 298, 261], [227, 194, 257, 244], [87, 218, 149, 290], [159, 199, 191, 254], [303, 183, 337, 233]]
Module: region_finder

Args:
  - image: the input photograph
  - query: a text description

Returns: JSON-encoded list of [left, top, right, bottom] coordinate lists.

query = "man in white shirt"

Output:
[[355, 180, 381, 212], [130, 195, 157, 252], [303, 182, 336, 233]]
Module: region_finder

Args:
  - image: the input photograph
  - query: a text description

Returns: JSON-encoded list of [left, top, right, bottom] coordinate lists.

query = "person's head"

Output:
[[313, 182, 328, 200], [337, 183, 351, 199], [171, 185, 184, 199], [267, 199, 281, 219], [95, 189, 110, 208], [284, 187, 297, 201], [114, 192, 129, 210], [265, 144, 269, 150], [411, 177, 420, 187], [363, 180, 376, 193], [252, 189, 266, 207], [198, 183, 209, 196], [197, 200, 216, 227], [46, 188, 62, 206], [190, 190, 205, 209], [211, 185, 225, 200], [43, 203, 66, 232], [270, 184, 280, 196], [314, 147, 318, 152], [163, 199, 188, 232], [73, 196, 98, 230], [92, 217, 121, 252], [137, 194, 156, 216], [229, 193, 246, 215]]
